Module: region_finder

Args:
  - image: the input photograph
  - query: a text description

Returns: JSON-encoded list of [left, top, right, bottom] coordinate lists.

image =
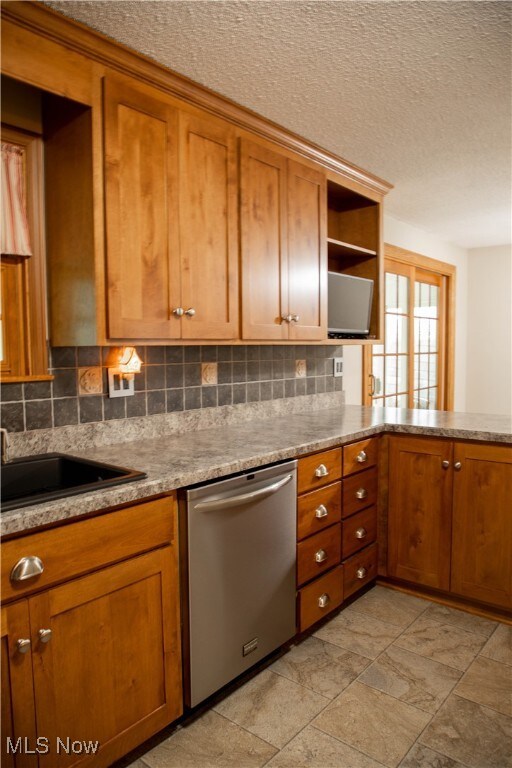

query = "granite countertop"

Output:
[[2, 404, 511, 536]]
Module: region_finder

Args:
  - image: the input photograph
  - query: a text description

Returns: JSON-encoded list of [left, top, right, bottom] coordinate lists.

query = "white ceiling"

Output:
[[45, 0, 511, 249]]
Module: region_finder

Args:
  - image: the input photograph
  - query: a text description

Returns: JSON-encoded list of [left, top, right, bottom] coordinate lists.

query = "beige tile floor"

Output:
[[125, 586, 512, 768]]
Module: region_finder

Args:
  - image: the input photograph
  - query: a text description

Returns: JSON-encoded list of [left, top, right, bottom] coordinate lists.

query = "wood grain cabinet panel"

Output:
[[342, 467, 378, 518], [297, 524, 342, 587], [387, 436, 453, 590], [451, 443, 512, 609], [297, 448, 342, 494], [297, 482, 342, 540], [298, 565, 344, 633], [344, 542, 377, 599], [343, 437, 379, 476], [342, 505, 377, 559], [104, 76, 180, 340], [240, 138, 326, 341]]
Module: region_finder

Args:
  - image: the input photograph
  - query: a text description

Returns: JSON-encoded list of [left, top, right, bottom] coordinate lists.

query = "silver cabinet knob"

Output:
[[356, 566, 367, 579], [38, 628, 52, 644], [356, 450, 367, 464], [290, 314, 300, 323], [318, 593, 330, 609], [10, 556, 44, 583], [315, 549, 328, 563], [315, 504, 328, 519], [355, 488, 368, 500], [184, 308, 196, 317], [442, 460, 450, 469], [454, 461, 462, 471], [315, 464, 329, 478], [172, 307, 184, 317], [355, 527, 367, 539], [16, 638, 31, 654], [281, 314, 292, 323]]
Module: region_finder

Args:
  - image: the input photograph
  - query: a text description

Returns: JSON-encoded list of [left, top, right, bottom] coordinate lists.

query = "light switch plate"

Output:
[[333, 358, 343, 377]]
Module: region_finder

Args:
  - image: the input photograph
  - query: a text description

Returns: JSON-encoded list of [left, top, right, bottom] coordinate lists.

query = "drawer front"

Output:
[[342, 467, 378, 518], [298, 565, 344, 632], [1, 496, 175, 601], [297, 482, 342, 540], [297, 524, 341, 587], [342, 505, 377, 559], [298, 448, 342, 494], [343, 542, 378, 599], [343, 438, 378, 477]]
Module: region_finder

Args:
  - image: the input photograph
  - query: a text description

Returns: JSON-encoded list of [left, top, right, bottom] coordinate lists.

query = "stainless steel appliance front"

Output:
[[184, 460, 297, 707]]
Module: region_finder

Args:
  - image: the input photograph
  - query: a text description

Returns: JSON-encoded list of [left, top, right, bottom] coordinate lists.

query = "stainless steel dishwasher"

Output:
[[182, 460, 297, 707]]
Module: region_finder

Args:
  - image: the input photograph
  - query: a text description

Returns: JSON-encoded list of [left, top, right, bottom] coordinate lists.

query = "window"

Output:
[[363, 244, 455, 410]]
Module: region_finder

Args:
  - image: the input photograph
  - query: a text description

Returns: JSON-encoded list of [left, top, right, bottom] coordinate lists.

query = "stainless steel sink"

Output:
[[1, 453, 146, 511]]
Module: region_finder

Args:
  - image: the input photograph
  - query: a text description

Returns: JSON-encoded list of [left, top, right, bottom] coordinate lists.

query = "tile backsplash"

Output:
[[1, 345, 343, 433]]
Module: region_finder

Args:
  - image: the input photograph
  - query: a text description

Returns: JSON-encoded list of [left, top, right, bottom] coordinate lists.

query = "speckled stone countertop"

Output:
[[2, 404, 511, 536]]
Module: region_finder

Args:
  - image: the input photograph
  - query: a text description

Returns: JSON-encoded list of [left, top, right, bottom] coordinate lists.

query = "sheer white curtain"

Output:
[[1, 142, 32, 256]]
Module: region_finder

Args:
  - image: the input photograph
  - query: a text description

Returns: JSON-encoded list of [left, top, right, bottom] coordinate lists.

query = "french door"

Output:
[[363, 246, 455, 410]]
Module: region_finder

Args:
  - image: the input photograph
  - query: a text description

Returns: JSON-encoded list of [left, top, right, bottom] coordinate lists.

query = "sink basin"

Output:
[[1, 453, 146, 512]]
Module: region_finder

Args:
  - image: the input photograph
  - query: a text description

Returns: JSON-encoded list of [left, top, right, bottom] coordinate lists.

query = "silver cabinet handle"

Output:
[[195, 473, 293, 511], [10, 556, 44, 583], [290, 314, 300, 323], [315, 464, 329, 478], [356, 450, 367, 464], [355, 488, 368, 500], [281, 314, 292, 323], [442, 460, 450, 469], [318, 593, 330, 609], [172, 307, 184, 317], [184, 308, 196, 317], [355, 527, 367, 539], [356, 567, 367, 579], [315, 549, 328, 563], [38, 629, 52, 644], [16, 638, 31, 654], [454, 461, 462, 471], [315, 504, 328, 519]]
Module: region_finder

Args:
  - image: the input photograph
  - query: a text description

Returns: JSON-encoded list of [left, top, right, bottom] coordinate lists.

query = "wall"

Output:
[[0, 344, 343, 432], [466, 245, 512, 416], [342, 214, 469, 411]]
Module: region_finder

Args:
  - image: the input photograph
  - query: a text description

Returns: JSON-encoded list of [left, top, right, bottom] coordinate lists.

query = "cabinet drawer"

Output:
[[297, 524, 341, 587], [343, 438, 378, 476], [342, 506, 377, 559], [342, 467, 378, 518], [1, 496, 175, 601], [298, 448, 342, 494], [297, 482, 341, 540], [343, 542, 377, 599], [298, 565, 344, 632]]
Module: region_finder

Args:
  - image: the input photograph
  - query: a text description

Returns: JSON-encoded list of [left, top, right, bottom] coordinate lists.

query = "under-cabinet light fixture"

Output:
[[108, 346, 143, 398]]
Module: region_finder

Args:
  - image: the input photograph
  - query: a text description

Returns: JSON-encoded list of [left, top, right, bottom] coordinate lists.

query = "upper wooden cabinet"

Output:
[[104, 76, 238, 341], [240, 139, 326, 341]]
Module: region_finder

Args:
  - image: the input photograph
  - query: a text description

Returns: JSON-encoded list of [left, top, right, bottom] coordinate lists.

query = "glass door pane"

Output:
[[413, 279, 440, 409], [371, 269, 409, 407]]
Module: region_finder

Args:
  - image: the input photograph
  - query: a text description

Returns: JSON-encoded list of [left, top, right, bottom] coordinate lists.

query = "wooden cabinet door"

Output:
[[179, 112, 238, 339], [451, 442, 512, 608], [30, 548, 182, 768], [388, 436, 453, 590], [240, 139, 288, 340], [104, 76, 180, 339], [287, 160, 327, 341], [1, 602, 38, 768]]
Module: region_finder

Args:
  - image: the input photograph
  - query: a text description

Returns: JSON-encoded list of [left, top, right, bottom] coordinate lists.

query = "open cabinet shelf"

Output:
[[327, 238, 377, 259]]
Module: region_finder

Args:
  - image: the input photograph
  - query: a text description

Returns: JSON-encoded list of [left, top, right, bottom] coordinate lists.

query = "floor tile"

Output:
[[313, 607, 402, 660], [313, 681, 431, 768], [399, 743, 468, 768], [213, 669, 329, 749], [270, 635, 369, 698], [421, 603, 497, 638], [420, 694, 512, 768], [358, 644, 462, 714], [126, 761, 148, 768], [395, 616, 486, 671], [347, 585, 429, 629], [481, 623, 512, 666], [454, 656, 512, 716], [266, 726, 384, 768], [138, 710, 277, 768]]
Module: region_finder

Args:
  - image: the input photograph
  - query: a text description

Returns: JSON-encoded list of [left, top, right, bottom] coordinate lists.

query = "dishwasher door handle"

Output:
[[194, 473, 294, 512]]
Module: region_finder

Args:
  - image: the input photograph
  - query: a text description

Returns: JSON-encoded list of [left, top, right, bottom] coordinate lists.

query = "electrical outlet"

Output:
[[333, 358, 343, 378]]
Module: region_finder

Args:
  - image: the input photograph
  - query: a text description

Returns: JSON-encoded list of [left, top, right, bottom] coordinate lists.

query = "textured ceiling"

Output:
[[44, 0, 511, 249]]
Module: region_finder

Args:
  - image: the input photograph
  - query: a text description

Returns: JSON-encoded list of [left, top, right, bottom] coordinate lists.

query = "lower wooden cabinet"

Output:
[[1, 498, 182, 768], [298, 566, 344, 633]]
